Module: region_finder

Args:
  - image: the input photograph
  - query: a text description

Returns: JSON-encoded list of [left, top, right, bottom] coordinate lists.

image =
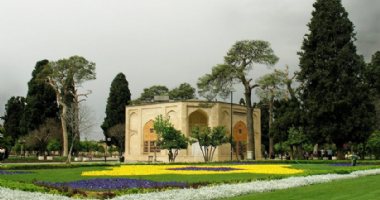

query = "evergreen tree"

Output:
[[297, 0, 375, 157], [2, 96, 26, 145], [101, 73, 131, 147], [20, 60, 59, 134]]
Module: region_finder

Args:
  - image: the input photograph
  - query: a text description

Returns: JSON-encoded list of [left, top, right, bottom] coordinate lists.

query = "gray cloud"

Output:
[[0, 0, 379, 139]]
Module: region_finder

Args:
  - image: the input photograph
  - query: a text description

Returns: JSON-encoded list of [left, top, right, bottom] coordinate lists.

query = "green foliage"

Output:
[[367, 131, 380, 159], [297, 0, 375, 149], [107, 123, 125, 155], [20, 60, 59, 135], [366, 51, 380, 94], [102, 73, 131, 148], [140, 85, 169, 101], [191, 126, 229, 162], [79, 140, 102, 152], [2, 96, 26, 145], [271, 98, 302, 143], [287, 127, 307, 146], [153, 115, 188, 162], [198, 40, 279, 101], [366, 52, 380, 130], [169, 82, 196, 100], [47, 139, 62, 152], [256, 70, 288, 103]]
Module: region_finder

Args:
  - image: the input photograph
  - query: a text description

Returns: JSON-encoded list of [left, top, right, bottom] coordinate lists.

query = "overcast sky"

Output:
[[1, 0, 379, 140]]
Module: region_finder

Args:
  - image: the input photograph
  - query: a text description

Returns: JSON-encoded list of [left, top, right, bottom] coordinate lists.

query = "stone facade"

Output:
[[125, 100, 261, 162]]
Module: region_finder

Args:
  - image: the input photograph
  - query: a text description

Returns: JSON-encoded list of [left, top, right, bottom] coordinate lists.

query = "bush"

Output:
[[367, 131, 380, 159]]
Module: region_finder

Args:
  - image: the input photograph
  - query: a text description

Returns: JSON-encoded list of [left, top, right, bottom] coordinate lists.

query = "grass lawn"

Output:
[[225, 174, 380, 200]]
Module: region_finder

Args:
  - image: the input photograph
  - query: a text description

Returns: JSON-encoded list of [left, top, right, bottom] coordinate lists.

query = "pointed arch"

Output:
[[143, 120, 160, 153]]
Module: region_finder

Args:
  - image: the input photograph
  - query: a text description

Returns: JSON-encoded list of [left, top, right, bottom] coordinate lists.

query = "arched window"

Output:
[[143, 120, 160, 153]]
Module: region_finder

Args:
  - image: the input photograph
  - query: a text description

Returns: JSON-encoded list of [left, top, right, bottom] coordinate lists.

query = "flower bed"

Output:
[[37, 178, 188, 190], [82, 164, 303, 176], [1, 168, 380, 200]]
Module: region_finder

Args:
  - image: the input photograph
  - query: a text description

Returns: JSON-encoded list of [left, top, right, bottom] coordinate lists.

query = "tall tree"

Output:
[[256, 69, 288, 156], [297, 0, 375, 158], [20, 60, 59, 134], [198, 40, 278, 159], [2, 96, 26, 145], [101, 72, 131, 149], [169, 83, 196, 100], [43, 55, 96, 157]]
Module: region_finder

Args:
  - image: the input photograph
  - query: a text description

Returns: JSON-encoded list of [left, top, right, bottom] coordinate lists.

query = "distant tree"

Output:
[[2, 96, 26, 145], [270, 67, 302, 157], [65, 103, 96, 163], [20, 60, 59, 134], [256, 69, 288, 156], [191, 126, 229, 162], [297, 0, 375, 158], [47, 139, 62, 154], [43, 55, 96, 157], [153, 115, 188, 162], [197, 40, 278, 159], [23, 118, 61, 156], [101, 73, 131, 149], [139, 85, 169, 101], [107, 123, 125, 156], [0, 124, 12, 160], [367, 131, 380, 159], [169, 83, 196, 100], [286, 127, 307, 160]]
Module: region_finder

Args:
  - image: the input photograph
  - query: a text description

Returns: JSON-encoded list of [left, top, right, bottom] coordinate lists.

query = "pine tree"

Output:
[[20, 60, 59, 134], [101, 73, 131, 148], [297, 0, 375, 158]]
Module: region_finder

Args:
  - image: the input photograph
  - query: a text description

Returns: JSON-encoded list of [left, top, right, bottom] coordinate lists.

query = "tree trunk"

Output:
[[268, 100, 274, 157], [60, 103, 69, 157], [244, 89, 255, 160]]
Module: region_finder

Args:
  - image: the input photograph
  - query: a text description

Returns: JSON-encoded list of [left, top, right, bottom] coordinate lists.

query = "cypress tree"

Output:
[[297, 0, 375, 157], [101, 73, 131, 147], [20, 60, 59, 134]]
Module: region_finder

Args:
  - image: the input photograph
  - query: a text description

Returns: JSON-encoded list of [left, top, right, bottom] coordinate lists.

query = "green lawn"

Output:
[[226, 174, 380, 200]]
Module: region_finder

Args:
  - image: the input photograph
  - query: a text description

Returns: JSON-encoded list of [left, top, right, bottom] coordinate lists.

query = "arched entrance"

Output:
[[143, 120, 160, 154], [188, 110, 208, 135], [233, 121, 248, 160]]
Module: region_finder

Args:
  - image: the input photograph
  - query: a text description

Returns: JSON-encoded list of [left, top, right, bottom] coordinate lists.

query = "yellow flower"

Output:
[[81, 164, 303, 176]]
